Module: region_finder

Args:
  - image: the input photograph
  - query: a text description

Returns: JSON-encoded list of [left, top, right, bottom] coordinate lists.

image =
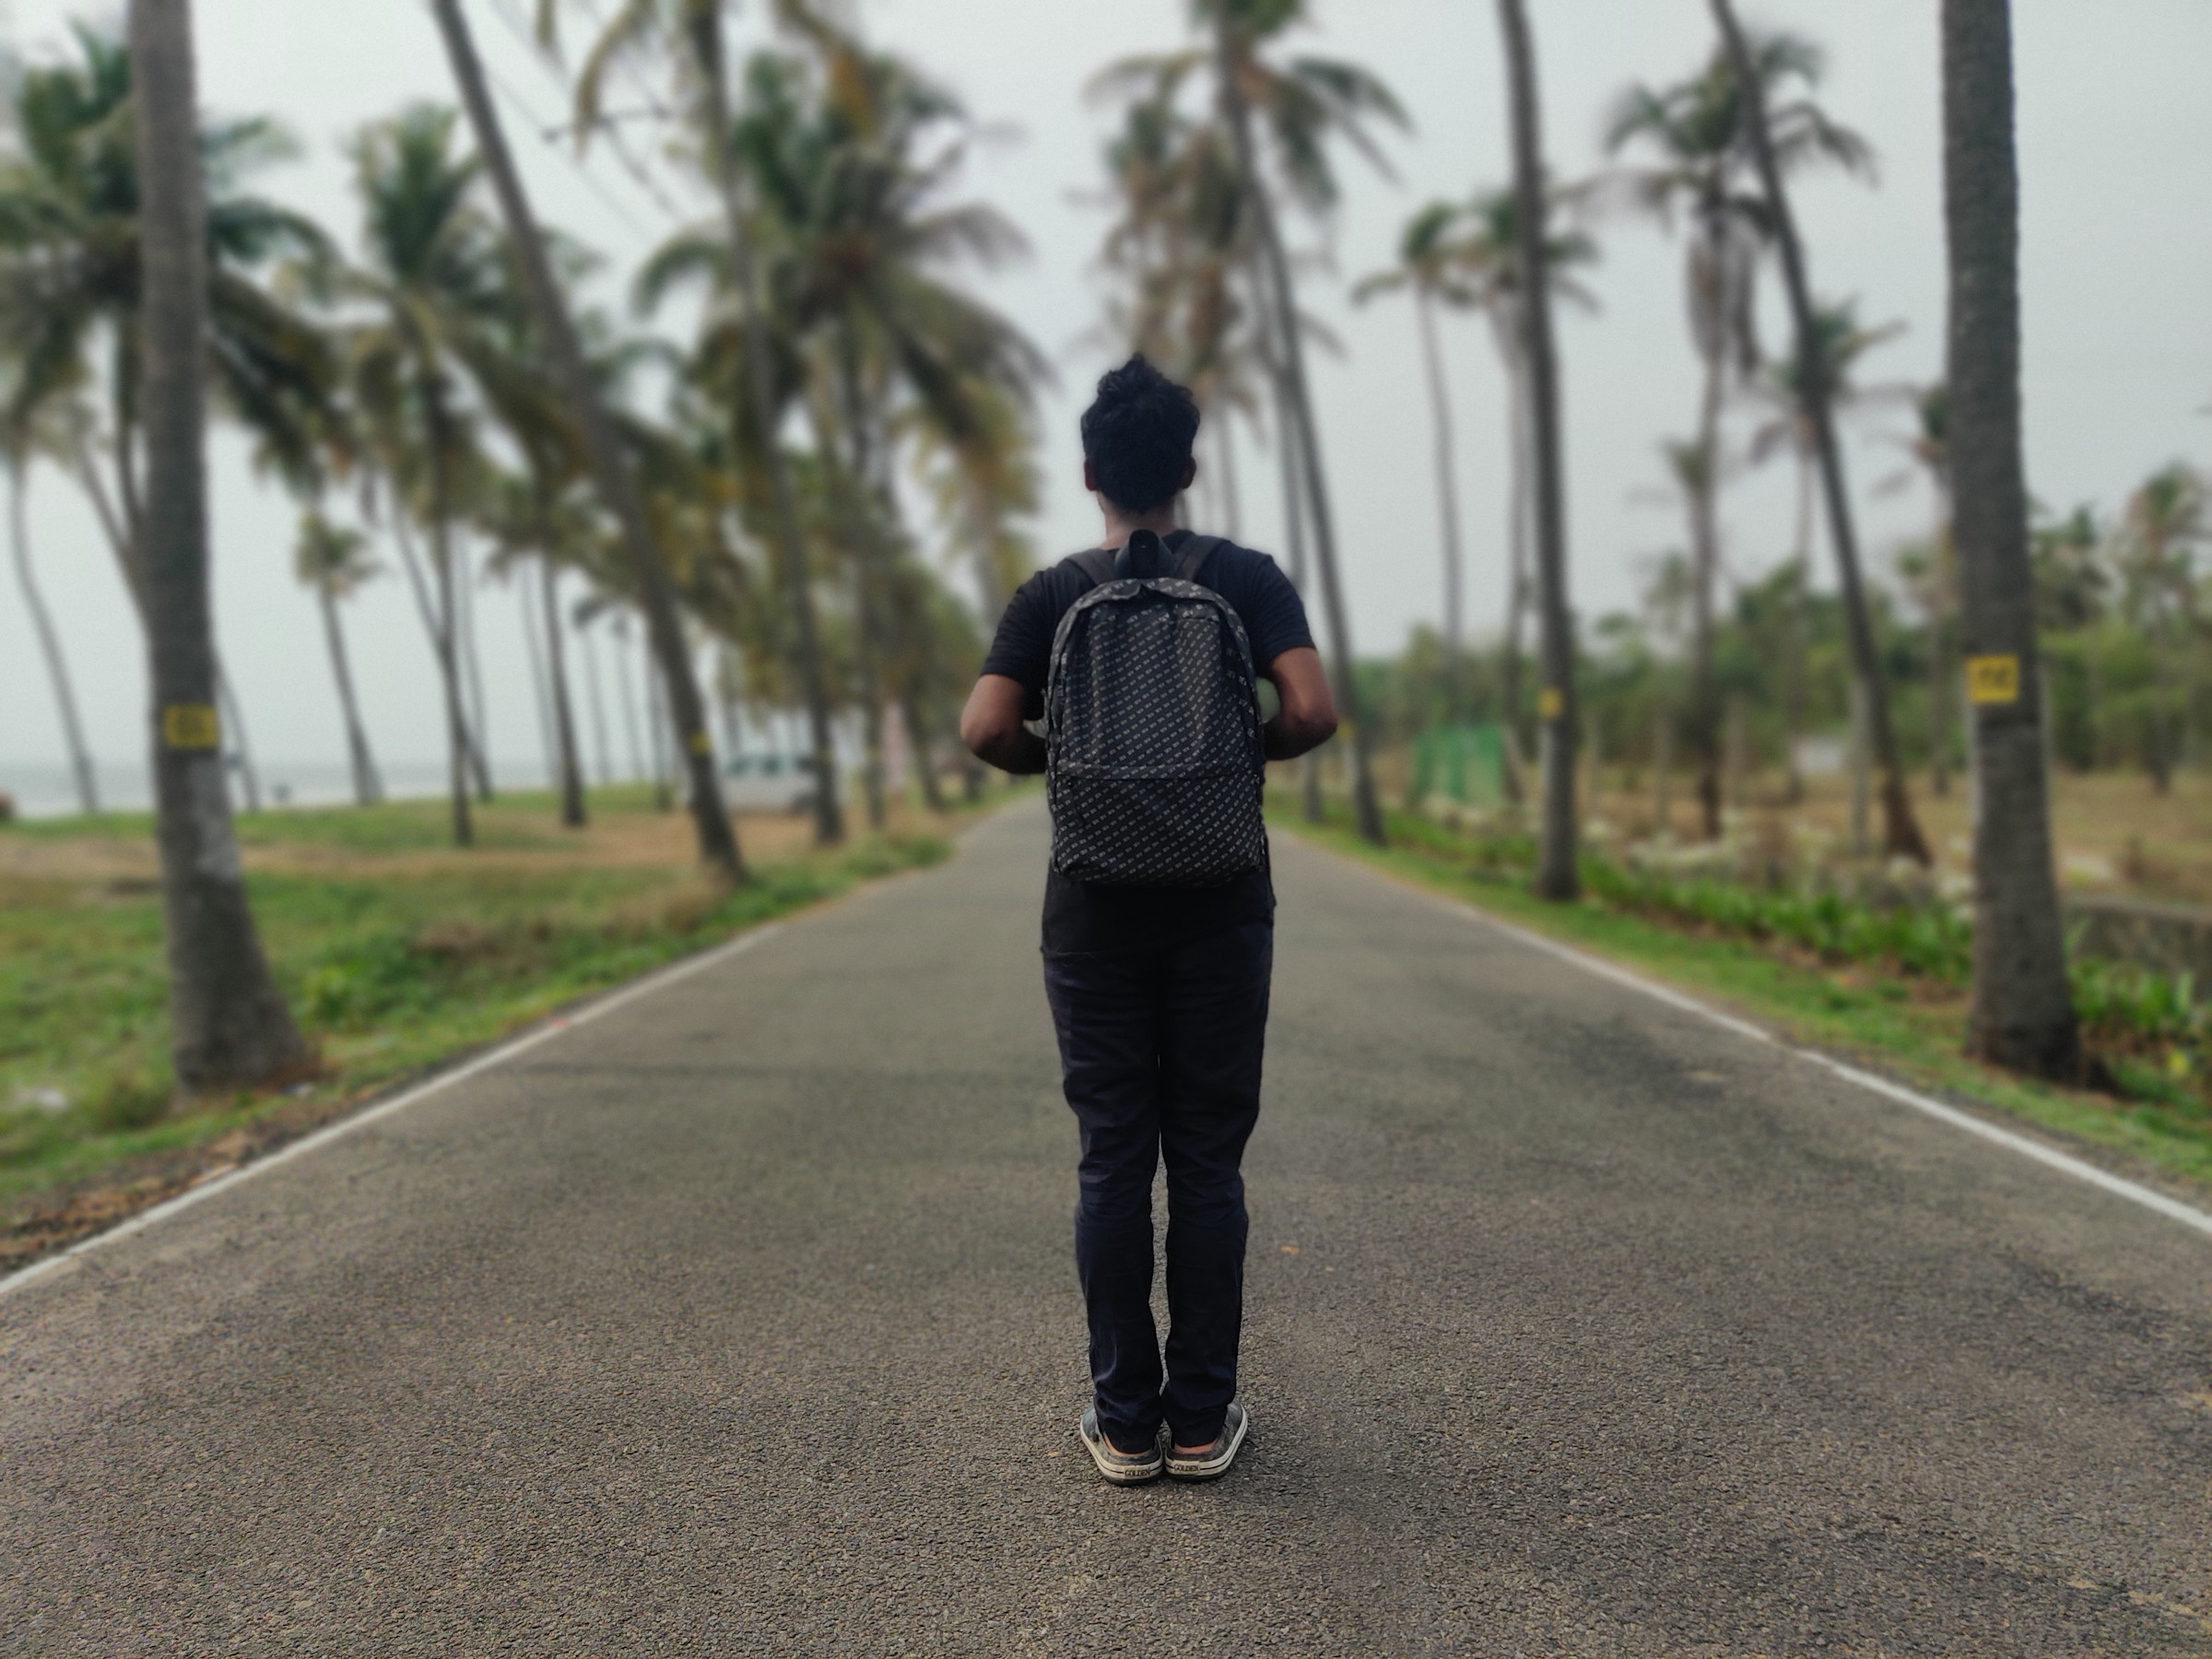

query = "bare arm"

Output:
[[959, 674, 1047, 774], [1262, 646, 1338, 760]]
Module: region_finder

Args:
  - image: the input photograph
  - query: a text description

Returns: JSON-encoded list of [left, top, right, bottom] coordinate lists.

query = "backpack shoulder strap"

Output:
[[1067, 547, 1118, 588], [1173, 534, 1228, 584]]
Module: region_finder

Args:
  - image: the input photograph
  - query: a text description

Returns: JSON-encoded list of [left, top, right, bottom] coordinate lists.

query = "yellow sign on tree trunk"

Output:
[[1965, 655, 2019, 706]]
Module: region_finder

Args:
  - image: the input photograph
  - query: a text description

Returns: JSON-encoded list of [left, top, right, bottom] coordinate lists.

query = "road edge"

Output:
[[1282, 829, 2212, 1241], [0, 806, 1018, 1303]]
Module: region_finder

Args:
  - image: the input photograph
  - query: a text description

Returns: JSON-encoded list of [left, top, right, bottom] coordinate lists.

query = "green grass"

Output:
[[1277, 803, 2212, 1194], [0, 792, 955, 1217]]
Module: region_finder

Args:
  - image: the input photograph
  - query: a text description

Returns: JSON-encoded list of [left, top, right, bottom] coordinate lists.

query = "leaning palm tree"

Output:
[[5, 430, 100, 814], [1710, 0, 1929, 865], [1496, 0, 1579, 900], [437, 0, 747, 870], [293, 509, 384, 806], [541, 0, 842, 849], [1938, 0, 2079, 1078], [129, 0, 304, 1090], [1606, 22, 1872, 839]]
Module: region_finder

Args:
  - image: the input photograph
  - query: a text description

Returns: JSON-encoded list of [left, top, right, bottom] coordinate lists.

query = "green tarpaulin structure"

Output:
[[1412, 724, 1506, 806]]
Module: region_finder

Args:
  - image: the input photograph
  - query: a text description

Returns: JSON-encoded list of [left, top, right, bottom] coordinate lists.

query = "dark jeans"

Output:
[[1042, 921, 1273, 1451]]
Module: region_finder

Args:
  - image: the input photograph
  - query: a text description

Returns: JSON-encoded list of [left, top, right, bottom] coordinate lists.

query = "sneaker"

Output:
[[1079, 1408, 1163, 1485], [1165, 1400, 1250, 1482]]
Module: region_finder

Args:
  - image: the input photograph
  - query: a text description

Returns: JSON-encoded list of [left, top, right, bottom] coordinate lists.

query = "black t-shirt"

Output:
[[980, 530, 1316, 958]]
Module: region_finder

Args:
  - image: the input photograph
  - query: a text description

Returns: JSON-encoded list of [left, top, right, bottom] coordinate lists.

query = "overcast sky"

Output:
[[2, 0, 2207, 806]]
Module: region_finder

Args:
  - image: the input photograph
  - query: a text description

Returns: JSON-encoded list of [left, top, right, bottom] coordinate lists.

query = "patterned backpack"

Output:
[[1044, 530, 1269, 887]]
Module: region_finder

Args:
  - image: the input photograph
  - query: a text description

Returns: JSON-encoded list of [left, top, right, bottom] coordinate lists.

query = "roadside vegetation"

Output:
[[1278, 789, 2211, 1193], [0, 790, 968, 1270]]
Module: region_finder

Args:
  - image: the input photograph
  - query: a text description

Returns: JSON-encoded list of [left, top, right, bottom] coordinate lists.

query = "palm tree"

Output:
[[1745, 299, 1908, 804], [130, 0, 304, 1090], [1354, 205, 1473, 720], [1496, 0, 1579, 900], [1607, 22, 1872, 839], [437, 0, 747, 870], [293, 509, 383, 806], [629, 29, 1041, 831], [1939, 0, 2079, 1078], [2113, 463, 2206, 792], [322, 105, 506, 847], [1710, 0, 1929, 865], [1430, 185, 1596, 803], [0, 19, 334, 820], [5, 440, 99, 814], [542, 0, 841, 849], [476, 466, 590, 826], [1201, 0, 1403, 846], [1884, 381, 1955, 794]]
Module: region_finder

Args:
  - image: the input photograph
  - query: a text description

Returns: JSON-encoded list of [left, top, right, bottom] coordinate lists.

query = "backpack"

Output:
[[1044, 530, 1269, 887]]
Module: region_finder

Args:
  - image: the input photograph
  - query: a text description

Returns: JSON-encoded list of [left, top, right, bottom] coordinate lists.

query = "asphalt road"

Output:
[[5, 802, 2210, 1657]]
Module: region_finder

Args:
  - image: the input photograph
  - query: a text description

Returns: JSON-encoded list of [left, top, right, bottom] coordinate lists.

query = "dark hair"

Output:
[[1080, 356, 1199, 514]]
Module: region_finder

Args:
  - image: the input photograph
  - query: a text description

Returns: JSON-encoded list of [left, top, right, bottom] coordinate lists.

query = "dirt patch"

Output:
[[0, 1096, 365, 1276]]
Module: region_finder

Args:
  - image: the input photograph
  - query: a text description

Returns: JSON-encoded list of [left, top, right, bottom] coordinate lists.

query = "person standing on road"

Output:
[[960, 358, 1338, 1484]]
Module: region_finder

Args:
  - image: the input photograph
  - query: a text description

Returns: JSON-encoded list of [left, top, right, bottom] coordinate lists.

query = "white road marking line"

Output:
[[0, 924, 785, 1303], [1444, 898, 2212, 1240]]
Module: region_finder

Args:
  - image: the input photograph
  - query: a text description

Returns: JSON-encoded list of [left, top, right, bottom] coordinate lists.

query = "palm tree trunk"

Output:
[[386, 500, 489, 807], [647, 662, 674, 812], [1214, 9, 1384, 847], [518, 565, 559, 784], [1492, 302, 1532, 806], [1784, 444, 1811, 804], [1416, 289, 1466, 723], [580, 612, 614, 786], [826, 350, 888, 832], [1713, 0, 1930, 865], [69, 429, 146, 625], [1936, 0, 2080, 1077], [1215, 408, 1243, 541], [420, 382, 475, 848], [214, 664, 261, 813], [433, 0, 743, 879], [541, 559, 586, 828], [129, 0, 304, 1090], [683, 6, 841, 850], [1928, 545, 1954, 796], [1688, 342, 1724, 841], [610, 616, 645, 783], [903, 690, 950, 814], [1497, 0, 1580, 900], [454, 537, 493, 801], [9, 457, 100, 814], [316, 582, 381, 806], [1264, 324, 1324, 824]]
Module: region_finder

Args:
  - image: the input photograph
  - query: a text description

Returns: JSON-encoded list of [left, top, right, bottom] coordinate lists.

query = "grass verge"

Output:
[[1, 787, 980, 1271], [1277, 804, 2212, 1197]]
